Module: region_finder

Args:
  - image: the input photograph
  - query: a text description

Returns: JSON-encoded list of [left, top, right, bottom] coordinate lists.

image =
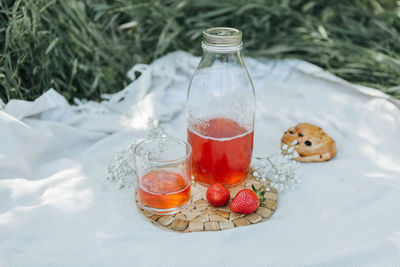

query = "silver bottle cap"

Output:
[[202, 27, 242, 47]]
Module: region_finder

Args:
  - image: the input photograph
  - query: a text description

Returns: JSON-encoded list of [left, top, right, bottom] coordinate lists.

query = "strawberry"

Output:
[[230, 185, 265, 214], [206, 183, 230, 207]]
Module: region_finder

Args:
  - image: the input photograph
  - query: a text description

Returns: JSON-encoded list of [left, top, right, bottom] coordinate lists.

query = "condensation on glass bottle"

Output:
[[187, 27, 256, 187]]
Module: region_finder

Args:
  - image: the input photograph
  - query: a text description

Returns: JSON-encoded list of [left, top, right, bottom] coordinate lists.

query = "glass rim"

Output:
[[133, 136, 192, 164]]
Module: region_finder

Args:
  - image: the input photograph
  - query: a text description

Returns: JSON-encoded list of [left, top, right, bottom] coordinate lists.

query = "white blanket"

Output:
[[1, 51, 400, 267]]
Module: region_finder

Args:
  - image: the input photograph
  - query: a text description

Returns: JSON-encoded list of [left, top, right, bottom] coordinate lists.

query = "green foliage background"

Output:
[[1, 0, 399, 103]]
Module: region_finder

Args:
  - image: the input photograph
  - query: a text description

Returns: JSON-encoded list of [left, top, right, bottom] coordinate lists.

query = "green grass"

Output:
[[1, 0, 400, 103]]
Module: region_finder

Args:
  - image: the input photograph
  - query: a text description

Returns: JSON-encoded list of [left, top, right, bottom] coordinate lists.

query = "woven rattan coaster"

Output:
[[135, 169, 278, 232]]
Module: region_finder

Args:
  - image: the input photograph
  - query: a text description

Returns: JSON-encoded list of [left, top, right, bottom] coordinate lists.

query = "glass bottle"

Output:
[[187, 27, 256, 187]]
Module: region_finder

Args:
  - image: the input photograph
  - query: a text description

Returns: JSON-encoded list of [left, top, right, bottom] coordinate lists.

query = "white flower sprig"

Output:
[[107, 121, 301, 193], [106, 118, 166, 188], [252, 144, 301, 193]]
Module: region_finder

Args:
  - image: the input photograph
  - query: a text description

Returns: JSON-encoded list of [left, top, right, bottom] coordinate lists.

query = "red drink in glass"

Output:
[[138, 168, 191, 211], [188, 117, 254, 186]]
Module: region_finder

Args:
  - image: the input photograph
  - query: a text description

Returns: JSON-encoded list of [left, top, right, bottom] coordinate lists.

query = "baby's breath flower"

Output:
[[107, 118, 166, 188], [253, 147, 300, 193], [107, 118, 301, 193]]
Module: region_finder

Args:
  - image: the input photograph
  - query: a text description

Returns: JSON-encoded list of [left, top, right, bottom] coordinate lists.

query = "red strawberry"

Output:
[[230, 186, 264, 214], [206, 183, 230, 207]]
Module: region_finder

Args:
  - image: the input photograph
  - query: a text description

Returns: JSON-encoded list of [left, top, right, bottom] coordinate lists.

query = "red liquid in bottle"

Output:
[[138, 169, 191, 211], [188, 117, 254, 186]]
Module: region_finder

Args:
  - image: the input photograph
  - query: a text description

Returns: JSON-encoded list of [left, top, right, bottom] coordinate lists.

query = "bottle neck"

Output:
[[201, 41, 243, 53], [199, 47, 244, 68]]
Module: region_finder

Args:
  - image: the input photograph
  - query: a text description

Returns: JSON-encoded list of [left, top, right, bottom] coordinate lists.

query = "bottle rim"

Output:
[[202, 27, 243, 48], [201, 41, 243, 52]]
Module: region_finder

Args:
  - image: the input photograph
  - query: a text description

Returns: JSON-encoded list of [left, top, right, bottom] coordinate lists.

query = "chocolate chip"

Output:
[[298, 133, 303, 137], [305, 140, 312, 146], [289, 131, 294, 134]]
